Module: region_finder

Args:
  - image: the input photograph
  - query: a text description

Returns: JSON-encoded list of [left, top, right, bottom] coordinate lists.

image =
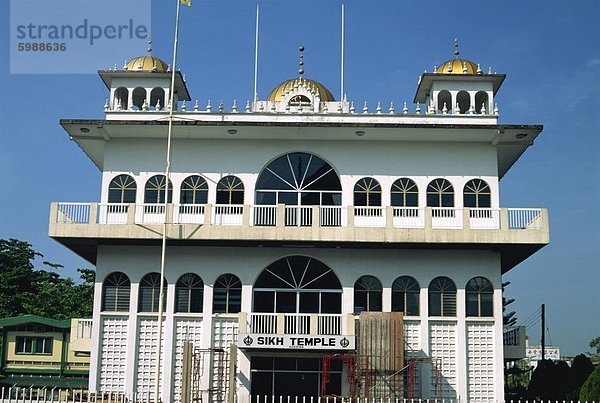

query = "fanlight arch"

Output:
[[175, 273, 204, 313], [391, 178, 418, 207], [108, 174, 136, 203], [144, 175, 173, 204], [354, 275, 383, 313], [354, 177, 382, 207], [392, 276, 420, 316], [466, 277, 493, 317], [138, 272, 167, 313], [463, 179, 491, 208], [102, 272, 131, 312], [428, 276, 456, 317], [213, 274, 242, 313], [254, 256, 341, 314], [216, 176, 244, 205], [426, 178, 454, 207], [255, 152, 341, 206], [180, 175, 208, 204]]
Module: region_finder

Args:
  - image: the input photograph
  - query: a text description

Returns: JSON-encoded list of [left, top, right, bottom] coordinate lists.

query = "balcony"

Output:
[[49, 202, 549, 270], [237, 313, 356, 350]]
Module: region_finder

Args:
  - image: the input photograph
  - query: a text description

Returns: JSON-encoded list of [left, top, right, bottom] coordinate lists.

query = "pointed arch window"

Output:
[[216, 176, 244, 205], [102, 272, 131, 312], [213, 274, 242, 313], [354, 178, 382, 207], [463, 179, 491, 208], [175, 274, 204, 313], [180, 175, 208, 204], [253, 256, 342, 314], [108, 175, 137, 203], [392, 276, 420, 316], [144, 175, 173, 204], [354, 275, 383, 313], [428, 276, 456, 317], [138, 273, 167, 313], [391, 178, 418, 207], [466, 277, 493, 317], [426, 179, 454, 207]]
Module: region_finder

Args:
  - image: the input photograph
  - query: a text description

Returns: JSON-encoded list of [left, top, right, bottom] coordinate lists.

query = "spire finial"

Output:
[[147, 39, 152, 55], [298, 45, 305, 76], [454, 37, 459, 57]]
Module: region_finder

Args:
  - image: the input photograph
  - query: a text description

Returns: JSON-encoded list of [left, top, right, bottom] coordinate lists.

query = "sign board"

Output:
[[238, 334, 355, 350]]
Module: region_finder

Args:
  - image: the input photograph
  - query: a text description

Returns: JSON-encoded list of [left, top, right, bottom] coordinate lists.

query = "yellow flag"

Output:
[[180, 0, 191, 6]]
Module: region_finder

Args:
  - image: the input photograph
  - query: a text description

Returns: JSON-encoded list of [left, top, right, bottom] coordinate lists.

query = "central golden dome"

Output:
[[124, 56, 169, 72], [267, 77, 335, 102], [436, 58, 480, 75]]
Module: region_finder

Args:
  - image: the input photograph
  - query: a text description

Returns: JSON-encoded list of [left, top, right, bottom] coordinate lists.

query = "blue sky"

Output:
[[0, 0, 598, 356]]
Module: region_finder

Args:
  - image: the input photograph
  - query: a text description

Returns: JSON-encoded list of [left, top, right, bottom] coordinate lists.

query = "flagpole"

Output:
[[253, 3, 260, 102], [340, 3, 345, 101], [154, 0, 182, 399]]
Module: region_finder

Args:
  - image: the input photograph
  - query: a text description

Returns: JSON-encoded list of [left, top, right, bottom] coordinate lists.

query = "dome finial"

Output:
[[298, 45, 305, 76], [147, 39, 152, 55], [454, 37, 459, 57]]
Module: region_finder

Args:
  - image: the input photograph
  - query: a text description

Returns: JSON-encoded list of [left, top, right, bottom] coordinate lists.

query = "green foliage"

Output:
[[525, 357, 594, 400], [0, 238, 94, 319], [580, 364, 600, 401], [589, 337, 600, 361]]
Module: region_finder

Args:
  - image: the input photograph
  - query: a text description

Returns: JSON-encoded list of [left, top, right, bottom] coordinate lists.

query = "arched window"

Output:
[[180, 175, 208, 204], [456, 91, 470, 114], [428, 276, 456, 317], [144, 175, 173, 204], [392, 276, 420, 316], [213, 274, 242, 314], [466, 277, 493, 317], [253, 256, 342, 314], [138, 273, 167, 313], [102, 272, 130, 312], [132, 87, 146, 110], [255, 152, 341, 206], [475, 91, 489, 114], [391, 178, 418, 207], [175, 273, 204, 313], [427, 179, 454, 207], [114, 87, 129, 110], [108, 174, 137, 203], [354, 178, 382, 207], [354, 275, 383, 313], [150, 87, 165, 110], [437, 90, 451, 113], [216, 176, 244, 205], [463, 179, 491, 208]]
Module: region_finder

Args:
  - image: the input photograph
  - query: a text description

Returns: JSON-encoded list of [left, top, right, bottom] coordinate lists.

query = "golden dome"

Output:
[[124, 56, 169, 72], [436, 58, 480, 75], [267, 77, 335, 102]]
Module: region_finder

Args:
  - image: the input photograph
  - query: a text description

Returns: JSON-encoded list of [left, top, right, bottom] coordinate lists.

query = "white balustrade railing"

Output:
[[431, 207, 462, 229], [135, 203, 165, 224], [252, 205, 277, 226], [248, 313, 277, 334], [284, 314, 310, 334], [320, 206, 343, 227], [469, 208, 500, 229], [212, 205, 244, 226], [285, 205, 312, 226], [508, 208, 542, 229], [173, 204, 205, 224], [76, 318, 93, 339], [98, 203, 129, 224], [56, 203, 90, 224], [392, 207, 424, 228], [353, 206, 385, 227], [317, 314, 343, 335]]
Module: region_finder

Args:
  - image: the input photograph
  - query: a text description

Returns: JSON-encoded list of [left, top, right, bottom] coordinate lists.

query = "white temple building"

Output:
[[50, 42, 549, 401]]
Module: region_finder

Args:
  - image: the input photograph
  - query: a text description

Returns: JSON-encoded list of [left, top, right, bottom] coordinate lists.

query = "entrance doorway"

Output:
[[250, 356, 342, 398]]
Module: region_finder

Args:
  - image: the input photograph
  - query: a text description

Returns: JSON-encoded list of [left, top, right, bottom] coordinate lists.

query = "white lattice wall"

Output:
[[404, 320, 421, 356], [99, 317, 129, 393], [173, 318, 204, 403], [429, 322, 457, 399], [466, 322, 495, 400], [135, 318, 165, 397], [211, 317, 239, 402]]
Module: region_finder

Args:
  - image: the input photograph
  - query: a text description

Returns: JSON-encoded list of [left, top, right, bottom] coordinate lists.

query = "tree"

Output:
[[569, 354, 594, 400], [589, 336, 600, 362], [580, 364, 600, 401], [502, 281, 517, 327], [0, 238, 94, 319]]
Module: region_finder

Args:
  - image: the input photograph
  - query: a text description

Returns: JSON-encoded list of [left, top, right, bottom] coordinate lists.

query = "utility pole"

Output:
[[541, 303, 545, 361]]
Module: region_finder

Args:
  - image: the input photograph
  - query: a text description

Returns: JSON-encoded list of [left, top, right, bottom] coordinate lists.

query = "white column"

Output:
[[89, 282, 103, 393], [382, 287, 392, 312], [493, 287, 505, 400], [163, 283, 176, 403], [125, 283, 140, 399], [419, 287, 430, 398], [342, 286, 354, 315], [200, 285, 214, 390]]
